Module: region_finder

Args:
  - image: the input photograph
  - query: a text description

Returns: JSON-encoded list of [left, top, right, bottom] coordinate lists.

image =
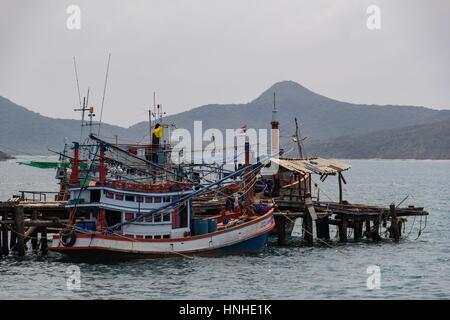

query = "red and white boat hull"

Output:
[[49, 210, 275, 258]]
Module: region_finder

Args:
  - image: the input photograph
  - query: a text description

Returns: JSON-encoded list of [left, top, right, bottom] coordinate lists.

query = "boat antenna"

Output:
[[97, 52, 111, 135], [74, 88, 89, 142], [86, 87, 90, 109], [73, 56, 82, 109]]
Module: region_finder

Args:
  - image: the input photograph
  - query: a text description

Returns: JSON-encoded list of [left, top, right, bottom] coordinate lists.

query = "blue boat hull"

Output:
[[211, 231, 270, 254]]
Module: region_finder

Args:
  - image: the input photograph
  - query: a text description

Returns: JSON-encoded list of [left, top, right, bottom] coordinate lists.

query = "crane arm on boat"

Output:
[[89, 134, 190, 182], [106, 159, 266, 232]]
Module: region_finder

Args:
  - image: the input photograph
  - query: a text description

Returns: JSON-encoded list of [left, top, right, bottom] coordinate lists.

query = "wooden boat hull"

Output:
[[49, 210, 274, 259]]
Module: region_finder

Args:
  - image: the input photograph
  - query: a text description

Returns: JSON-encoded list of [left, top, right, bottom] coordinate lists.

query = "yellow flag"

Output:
[[154, 126, 163, 139]]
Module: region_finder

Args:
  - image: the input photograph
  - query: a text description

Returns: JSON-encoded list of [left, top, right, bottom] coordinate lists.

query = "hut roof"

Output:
[[270, 157, 351, 175]]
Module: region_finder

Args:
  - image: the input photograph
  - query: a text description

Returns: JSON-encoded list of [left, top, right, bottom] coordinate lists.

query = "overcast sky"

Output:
[[1, 0, 449, 127]]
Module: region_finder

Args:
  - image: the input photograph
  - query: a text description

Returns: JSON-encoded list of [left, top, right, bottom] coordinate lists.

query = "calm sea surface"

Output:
[[0, 157, 449, 299]]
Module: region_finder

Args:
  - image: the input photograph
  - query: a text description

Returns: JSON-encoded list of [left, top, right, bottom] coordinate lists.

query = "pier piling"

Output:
[[353, 218, 363, 241], [371, 217, 382, 241], [275, 215, 287, 245], [1, 213, 9, 255], [40, 227, 48, 253], [316, 216, 330, 240], [10, 226, 17, 251], [390, 204, 400, 242], [339, 215, 348, 242], [14, 206, 25, 256], [303, 204, 313, 245], [31, 210, 38, 250]]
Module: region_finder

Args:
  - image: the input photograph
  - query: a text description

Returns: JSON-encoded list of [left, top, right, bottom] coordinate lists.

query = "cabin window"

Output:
[[105, 210, 122, 229], [154, 235, 162, 239], [90, 190, 101, 202], [125, 195, 135, 202], [135, 213, 144, 222], [135, 235, 143, 239], [163, 234, 170, 239], [145, 197, 153, 203], [125, 234, 134, 238], [115, 193, 124, 200], [105, 191, 114, 199], [154, 197, 162, 203], [144, 235, 153, 239], [144, 215, 153, 223], [163, 213, 171, 222], [179, 205, 188, 228], [154, 213, 162, 223], [125, 212, 134, 221], [164, 196, 171, 203], [136, 196, 144, 203]]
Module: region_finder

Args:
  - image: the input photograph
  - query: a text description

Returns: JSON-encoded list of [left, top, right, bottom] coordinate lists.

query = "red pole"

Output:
[[244, 140, 254, 205], [70, 142, 79, 184], [97, 208, 107, 230], [99, 146, 107, 184]]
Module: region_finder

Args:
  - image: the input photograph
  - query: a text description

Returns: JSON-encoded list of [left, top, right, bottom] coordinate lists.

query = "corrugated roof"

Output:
[[270, 157, 351, 175]]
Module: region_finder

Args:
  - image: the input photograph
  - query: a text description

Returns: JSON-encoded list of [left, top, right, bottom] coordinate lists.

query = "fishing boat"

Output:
[[47, 131, 275, 258]]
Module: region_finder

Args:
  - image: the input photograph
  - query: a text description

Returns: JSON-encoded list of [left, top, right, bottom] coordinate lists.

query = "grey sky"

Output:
[[1, 0, 449, 127]]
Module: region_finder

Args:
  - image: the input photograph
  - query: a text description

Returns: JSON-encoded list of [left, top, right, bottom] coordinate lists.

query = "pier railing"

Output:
[[18, 190, 60, 202]]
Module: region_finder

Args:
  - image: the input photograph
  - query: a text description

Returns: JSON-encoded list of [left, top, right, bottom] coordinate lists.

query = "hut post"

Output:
[[14, 206, 25, 256], [338, 172, 343, 204]]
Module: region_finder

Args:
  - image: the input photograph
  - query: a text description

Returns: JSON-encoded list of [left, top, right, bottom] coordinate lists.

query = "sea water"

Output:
[[0, 157, 449, 299]]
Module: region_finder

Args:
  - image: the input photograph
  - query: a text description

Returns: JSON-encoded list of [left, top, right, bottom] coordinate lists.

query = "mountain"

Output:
[[0, 96, 141, 154], [129, 81, 450, 142], [1, 81, 450, 158], [305, 120, 450, 159]]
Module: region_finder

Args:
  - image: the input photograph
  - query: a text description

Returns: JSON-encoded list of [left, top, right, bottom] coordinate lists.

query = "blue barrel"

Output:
[[193, 219, 208, 236], [208, 219, 217, 233]]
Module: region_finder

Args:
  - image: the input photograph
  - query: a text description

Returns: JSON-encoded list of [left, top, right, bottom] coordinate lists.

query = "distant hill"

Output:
[[0, 96, 141, 154], [1, 81, 450, 158], [305, 120, 450, 159], [129, 81, 450, 142], [0, 150, 12, 161]]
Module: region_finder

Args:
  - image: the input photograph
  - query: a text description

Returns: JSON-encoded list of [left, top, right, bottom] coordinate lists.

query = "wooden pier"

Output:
[[0, 191, 69, 257], [273, 195, 429, 245], [0, 189, 429, 258]]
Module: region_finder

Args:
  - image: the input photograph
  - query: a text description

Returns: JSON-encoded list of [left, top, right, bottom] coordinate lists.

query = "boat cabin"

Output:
[[66, 184, 193, 239]]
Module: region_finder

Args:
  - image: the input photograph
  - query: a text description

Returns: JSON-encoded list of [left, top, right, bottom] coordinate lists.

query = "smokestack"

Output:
[[271, 93, 279, 156]]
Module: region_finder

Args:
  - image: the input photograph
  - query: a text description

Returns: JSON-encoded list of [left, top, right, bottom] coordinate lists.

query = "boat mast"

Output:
[[97, 53, 111, 136], [294, 117, 304, 158]]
